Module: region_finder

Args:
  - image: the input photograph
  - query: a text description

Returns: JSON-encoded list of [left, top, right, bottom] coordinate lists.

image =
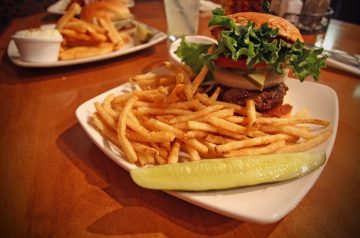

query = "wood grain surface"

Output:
[[1, 1, 359, 237]]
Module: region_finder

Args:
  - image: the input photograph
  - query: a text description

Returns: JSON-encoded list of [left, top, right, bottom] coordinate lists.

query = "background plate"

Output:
[[7, 22, 166, 68], [75, 78, 338, 224]]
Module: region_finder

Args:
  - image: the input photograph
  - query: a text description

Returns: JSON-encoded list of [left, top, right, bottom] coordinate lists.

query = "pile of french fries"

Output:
[[56, 3, 130, 60], [91, 62, 332, 165]]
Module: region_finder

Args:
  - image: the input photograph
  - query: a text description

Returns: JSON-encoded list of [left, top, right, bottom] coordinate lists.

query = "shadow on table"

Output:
[[57, 124, 280, 237]]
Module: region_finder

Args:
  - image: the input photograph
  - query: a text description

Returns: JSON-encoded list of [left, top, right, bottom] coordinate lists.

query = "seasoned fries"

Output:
[[91, 62, 333, 165]]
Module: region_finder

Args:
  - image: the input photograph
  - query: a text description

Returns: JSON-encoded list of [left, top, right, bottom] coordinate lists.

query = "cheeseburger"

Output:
[[175, 8, 327, 113]]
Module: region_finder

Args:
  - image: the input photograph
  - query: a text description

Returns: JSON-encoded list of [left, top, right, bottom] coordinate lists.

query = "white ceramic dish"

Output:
[[47, 0, 135, 15], [75, 78, 338, 224], [168, 35, 217, 65], [12, 28, 63, 63], [7, 22, 166, 68]]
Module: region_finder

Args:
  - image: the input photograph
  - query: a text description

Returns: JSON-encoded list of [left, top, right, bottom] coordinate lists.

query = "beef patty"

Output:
[[220, 83, 288, 111]]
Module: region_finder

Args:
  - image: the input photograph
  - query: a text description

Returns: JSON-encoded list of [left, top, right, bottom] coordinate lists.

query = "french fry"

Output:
[[63, 21, 87, 33], [222, 140, 286, 157], [117, 96, 138, 163], [86, 21, 107, 34], [175, 72, 186, 84], [277, 125, 315, 139], [136, 107, 192, 116], [56, 3, 81, 30], [98, 17, 124, 45], [202, 141, 218, 157], [168, 104, 223, 124], [162, 142, 171, 151], [132, 89, 169, 102], [190, 65, 209, 98], [59, 43, 114, 60], [155, 115, 175, 123], [184, 130, 209, 139], [132, 142, 159, 157], [195, 93, 248, 116], [137, 151, 155, 165], [171, 122, 188, 130], [91, 113, 119, 146], [66, 17, 107, 34], [277, 130, 332, 153], [150, 143, 168, 164], [184, 84, 193, 101], [131, 72, 157, 81], [187, 120, 218, 133], [144, 118, 185, 139], [215, 134, 293, 154], [113, 93, 132, 105], [218, 129, 250, 140], [210, 87, 221, 101], [103, 94, 119, 119], [186, 138, 208, 154], [94, 102, 116, 130], [126, 117, 149, 135], [206, 116, 247, 135], [205, 134, 236, 144], [203, 108, 235, 120], [256, 117, 330, 127], [184, 143, 201, 161], [88, 30, 108, 42], [246, 99, 256, 127], [168, 99, 202, 110], [224, 115, 245, 124], [168, 140, 181, 163], [165, 83, 185, 103], [164, 61, 193, 81], [192, 100, 207, 110], [126, 120, 175, 142], [60, 29, 93, 41]]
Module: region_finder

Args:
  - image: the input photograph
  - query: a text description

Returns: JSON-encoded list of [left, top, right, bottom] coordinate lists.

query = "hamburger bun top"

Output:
[[211, 12, 303, 43], [80, 0, 132, 22]]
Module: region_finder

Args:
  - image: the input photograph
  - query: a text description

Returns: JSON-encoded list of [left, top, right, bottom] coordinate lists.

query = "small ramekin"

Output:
[[168, 35, 217, 65], [12, 29, 63, 63]]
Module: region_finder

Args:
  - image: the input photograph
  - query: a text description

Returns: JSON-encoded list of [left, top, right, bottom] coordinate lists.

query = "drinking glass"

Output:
[[163, 0, 200, 42], [298, 7, 334, 47]]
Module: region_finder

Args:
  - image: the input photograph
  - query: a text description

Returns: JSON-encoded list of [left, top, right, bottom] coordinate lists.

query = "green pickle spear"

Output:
[[130, 152, 326, 191]]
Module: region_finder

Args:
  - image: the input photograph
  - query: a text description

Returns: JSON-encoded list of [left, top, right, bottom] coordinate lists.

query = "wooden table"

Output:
[[1, 1, 360, 237]]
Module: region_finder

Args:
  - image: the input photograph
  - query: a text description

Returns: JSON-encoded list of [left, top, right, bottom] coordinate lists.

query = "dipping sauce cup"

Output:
[[12, 28, 63, 63]]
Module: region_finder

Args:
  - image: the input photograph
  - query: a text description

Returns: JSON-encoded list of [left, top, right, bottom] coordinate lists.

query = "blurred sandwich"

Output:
[[80, 0, 136, 36]]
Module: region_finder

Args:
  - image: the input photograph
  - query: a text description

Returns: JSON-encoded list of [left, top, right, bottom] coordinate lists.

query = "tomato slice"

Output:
[[214, 57, 267, 70]]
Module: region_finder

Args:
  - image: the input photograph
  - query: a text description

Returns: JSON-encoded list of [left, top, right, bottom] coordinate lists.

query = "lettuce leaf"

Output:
[[174, 36, 214, 74], [175, 8, 327, 82]]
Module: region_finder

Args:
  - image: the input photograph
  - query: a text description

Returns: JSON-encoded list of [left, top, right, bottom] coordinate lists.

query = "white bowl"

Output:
[[168, 35, 217, 65], [12, 28, 63, 63]]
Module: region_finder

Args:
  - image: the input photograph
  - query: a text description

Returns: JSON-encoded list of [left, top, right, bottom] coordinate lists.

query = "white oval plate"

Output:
[[7, 22, 166, 68], [76, 77, 338, 224]]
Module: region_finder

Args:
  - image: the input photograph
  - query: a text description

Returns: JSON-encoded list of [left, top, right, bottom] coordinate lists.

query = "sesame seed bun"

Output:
[[80, 0, 132, 22], [210, 12, 303, 43]]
